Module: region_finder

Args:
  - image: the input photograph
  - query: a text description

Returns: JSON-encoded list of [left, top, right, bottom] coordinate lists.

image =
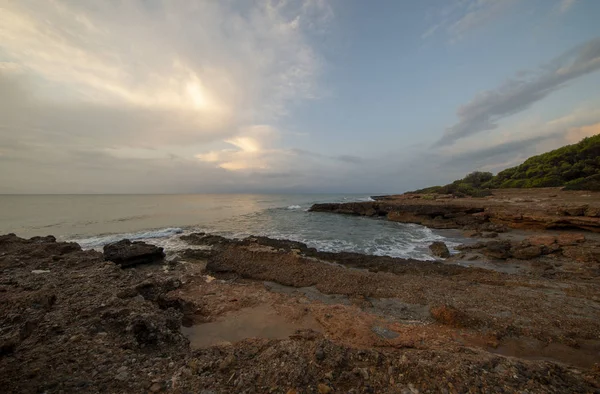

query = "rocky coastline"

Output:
[[1, 189, 600, 393]]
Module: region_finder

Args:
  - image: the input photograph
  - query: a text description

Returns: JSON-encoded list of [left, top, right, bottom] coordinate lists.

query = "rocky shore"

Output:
[[311, 188, 600, 232], [1, 188, 600, 393]]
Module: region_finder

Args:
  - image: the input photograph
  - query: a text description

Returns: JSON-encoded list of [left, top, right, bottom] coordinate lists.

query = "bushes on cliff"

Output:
[[409, 172, 493, 197], [408, 134, 600, 195], [563, 174, 600, 191], [483, 134, 600, 190]]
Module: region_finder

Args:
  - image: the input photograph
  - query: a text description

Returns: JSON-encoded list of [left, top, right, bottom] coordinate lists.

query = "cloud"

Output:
[[422, 0, 520, 41], [559, 0, 577, 14], [566, 121, 600, 143], [435, 38, 600, 147], [0, 0, 333, 193], [436, 104, 600, 175], [195, 125, 280, 171]]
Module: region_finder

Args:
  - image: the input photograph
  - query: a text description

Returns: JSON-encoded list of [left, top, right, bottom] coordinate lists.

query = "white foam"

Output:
[[356, 196, 375, 202], [287, 205, 302, 210], [72, 227, 184, 250]]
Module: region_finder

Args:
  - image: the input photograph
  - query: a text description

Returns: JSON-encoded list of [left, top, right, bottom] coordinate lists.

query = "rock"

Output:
[[29, 235, 56, 243], [31, 270, 51, 274], [371, 325, 399, 340], [0, 339, 16, 356], [357, 367, 369, 380], [219, 354, 236, 371], [149, 382, 163, 392], [315, 347, 325, 361], [480, 240, 512, 260], [117, 287, 139, 299], [180, 233, 230, 246], [463, 230, 482, 238], [103, 239, 165, 268], [527, 235, 557, 246], [556, 233, 585, 246], [561, 205, 588, 216], [511, 245, 543, 260], [481, 232, 498, 238], [429, 242, 450, 258], [115, 366, 129, 381], [318, 383, 332, 394]]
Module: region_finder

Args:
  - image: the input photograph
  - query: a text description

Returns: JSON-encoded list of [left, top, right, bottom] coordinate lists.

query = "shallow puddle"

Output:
[[488, 337, 600, 369], [182, 303, 322, 349]]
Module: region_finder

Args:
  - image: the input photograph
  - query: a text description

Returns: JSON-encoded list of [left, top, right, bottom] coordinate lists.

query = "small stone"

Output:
[[429, 241, 450, 258], [358, 367, 369, 380], [219, 354, 236, 371], [324, 371, 333, 380], [372, 325, 399, 340], [315, 347, 325, 361], [115, 371, 129, 381], [318, 383, 332, 394], [149, 382, 163, 392]]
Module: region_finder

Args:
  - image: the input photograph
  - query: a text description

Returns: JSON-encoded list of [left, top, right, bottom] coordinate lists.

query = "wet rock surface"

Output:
[[1, 233, 599, 393], [429, 241, 450, 258]]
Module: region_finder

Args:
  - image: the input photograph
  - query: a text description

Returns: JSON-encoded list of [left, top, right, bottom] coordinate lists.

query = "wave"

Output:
[[355, 196, 375, 202], [287, 205, 302, 210], [72, 227, 184, 250]]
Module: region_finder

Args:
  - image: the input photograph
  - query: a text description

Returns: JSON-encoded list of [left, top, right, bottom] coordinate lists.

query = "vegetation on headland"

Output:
[[410, 134, 600, 196]]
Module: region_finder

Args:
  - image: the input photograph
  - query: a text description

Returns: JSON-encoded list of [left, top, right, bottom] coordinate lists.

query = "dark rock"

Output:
[[29, 235, 56, 243], [481, 232, 498, 238], [0, 339, 17, 356], [180, 233, 230, 247], [429, 242, 450, 258], [511, 245, 543, 260], [480, 241, 512, 260], [315, 347, 325, 361], [479, 223, 509, 233], [103, 239, 165, 268]]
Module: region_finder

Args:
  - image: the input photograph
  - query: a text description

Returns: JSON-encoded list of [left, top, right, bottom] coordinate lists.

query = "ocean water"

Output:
[[0, 194, 464, 261]]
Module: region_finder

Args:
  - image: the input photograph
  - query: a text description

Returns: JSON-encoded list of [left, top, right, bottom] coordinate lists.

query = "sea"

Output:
[[0, 194, 465, 261]]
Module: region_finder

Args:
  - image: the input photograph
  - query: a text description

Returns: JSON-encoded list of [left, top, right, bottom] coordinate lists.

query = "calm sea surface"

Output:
[[0, 194, 465, 260]]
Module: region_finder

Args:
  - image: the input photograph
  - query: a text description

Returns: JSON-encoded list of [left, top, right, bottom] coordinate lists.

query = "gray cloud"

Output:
[[436, 38, 600, 146], [423, 0, 520, 41], [443, 134, 555, 167]]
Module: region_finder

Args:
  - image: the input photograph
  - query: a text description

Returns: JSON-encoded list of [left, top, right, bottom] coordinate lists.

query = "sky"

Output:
[[1, 0, 600, 194]]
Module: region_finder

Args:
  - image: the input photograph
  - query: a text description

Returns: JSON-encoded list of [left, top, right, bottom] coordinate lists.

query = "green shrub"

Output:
[[563, 174, 600, 191]]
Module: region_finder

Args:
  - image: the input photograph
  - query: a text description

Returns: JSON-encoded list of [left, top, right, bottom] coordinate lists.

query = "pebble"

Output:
[[315, 348, 325, 361], [317, 383, 332, 394]]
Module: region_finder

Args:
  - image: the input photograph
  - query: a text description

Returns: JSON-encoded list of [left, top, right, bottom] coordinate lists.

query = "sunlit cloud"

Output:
[[0, 0, 332, 192]]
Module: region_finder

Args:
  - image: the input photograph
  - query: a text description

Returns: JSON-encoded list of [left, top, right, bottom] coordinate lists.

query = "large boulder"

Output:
[[103, 239, 165, 268], [429, 241, 450, 258]]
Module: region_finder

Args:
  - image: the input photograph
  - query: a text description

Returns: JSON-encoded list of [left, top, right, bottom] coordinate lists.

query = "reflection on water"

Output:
[[0, 194, 343, 238], [182, 304, 322, 349]]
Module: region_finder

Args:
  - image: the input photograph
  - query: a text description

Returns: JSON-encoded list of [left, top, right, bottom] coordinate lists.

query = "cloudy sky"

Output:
[[1, 0, 599, 194]]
